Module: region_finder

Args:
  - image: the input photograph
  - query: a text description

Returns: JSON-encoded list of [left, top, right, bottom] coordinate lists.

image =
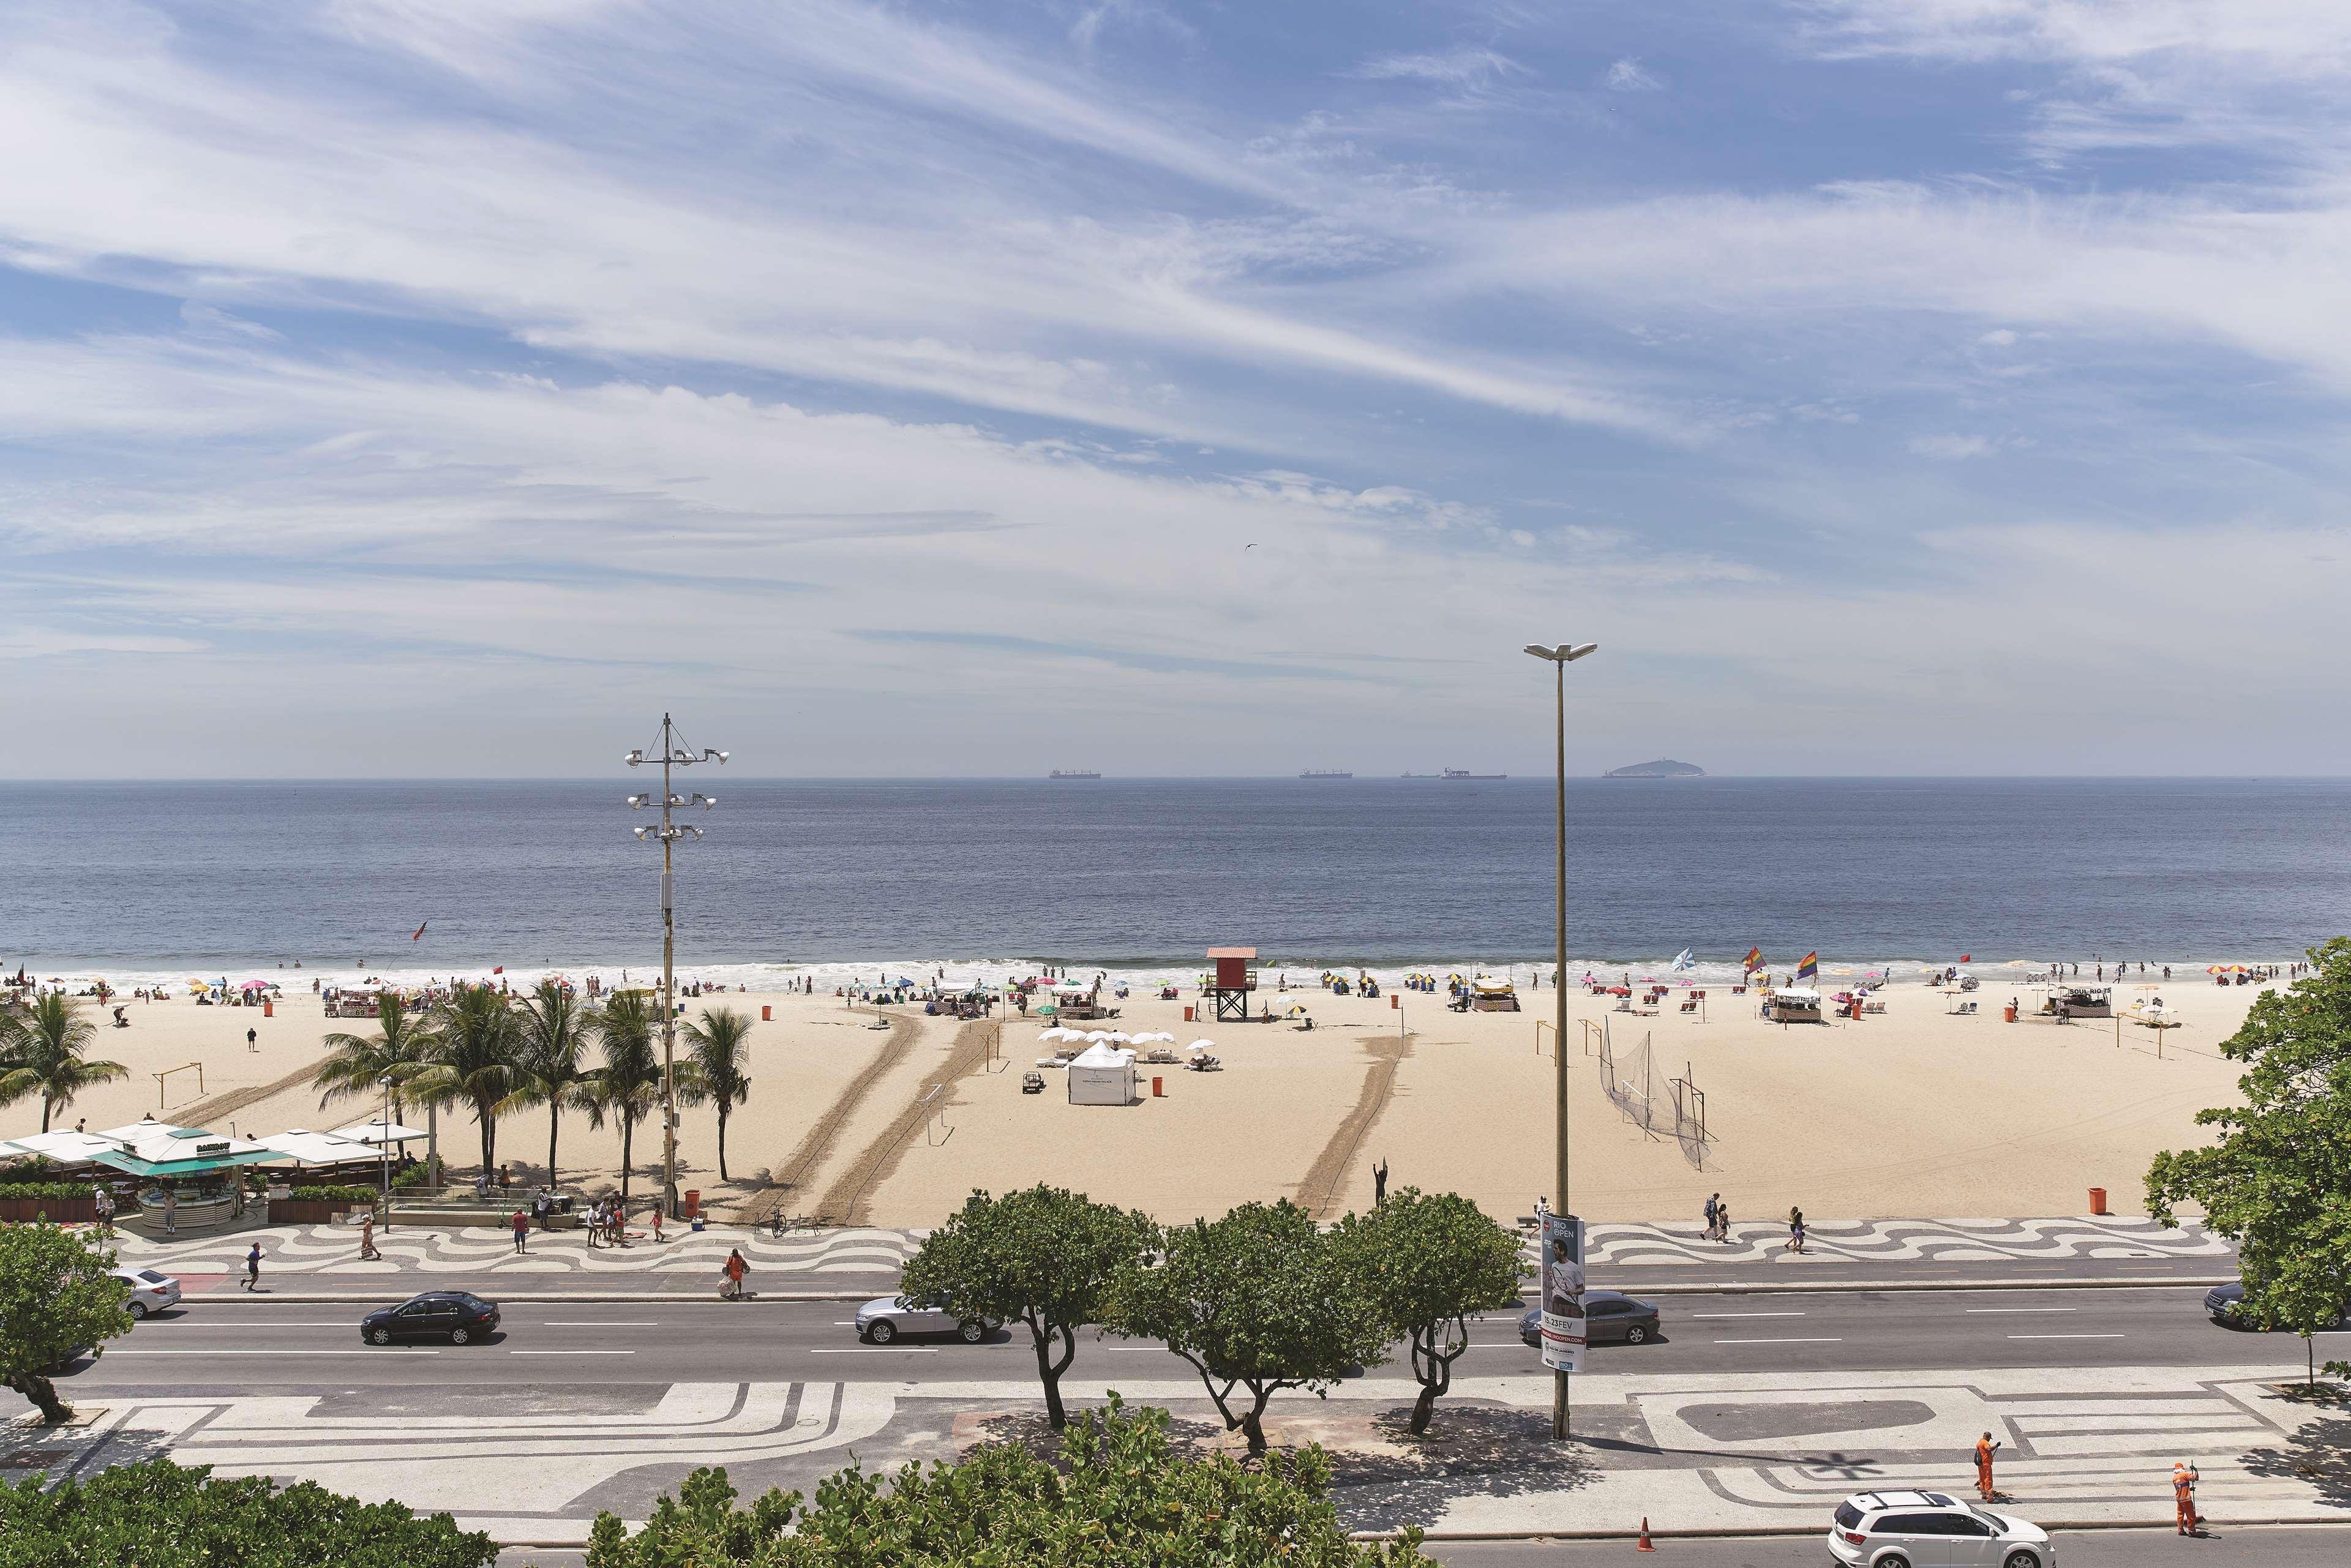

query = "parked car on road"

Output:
[[854, 1296, 994, 1344], [1828, 1490, 2053, 1568], [2204, 1280, 2348, 1330], [360, 1291, 501, 1345], [111, 1265, 181, 1320], [1517, 1289, 1662, 1347]]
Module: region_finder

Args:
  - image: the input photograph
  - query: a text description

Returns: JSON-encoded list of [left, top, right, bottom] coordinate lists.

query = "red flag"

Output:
[[411, 921, 428, 941], [492, 966, 503, 975], [1959, 954, 1972, 963]]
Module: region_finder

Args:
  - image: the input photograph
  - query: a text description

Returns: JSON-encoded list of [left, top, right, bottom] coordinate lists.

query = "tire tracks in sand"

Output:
[[173, 1057, 332, 1127], [811, 1017, 999, 1228], [1298, 1030, 1414, 1220], [738, 1010, 913, 1226]]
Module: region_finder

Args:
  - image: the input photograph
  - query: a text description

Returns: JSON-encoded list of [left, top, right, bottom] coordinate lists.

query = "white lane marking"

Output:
[[149, 1323, 356, 1328], [1693, 1311, 1806, 1318], [2008, 1333, 2126, 1340], [1967, 1307, 2079, 1314], [542, 1321, 659, 1327], [509, 1349, 636, 1355], [1711, 1337, 1843, 1345], [105, 1348, 440, 1356], [809, 1346, 938, 1354]]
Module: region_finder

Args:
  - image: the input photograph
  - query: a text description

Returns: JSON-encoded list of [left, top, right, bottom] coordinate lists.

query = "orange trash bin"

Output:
[[2088, 1187, 2107, 1215], [761, 1005, 771, 1021], [682, 1190, 700, 1219], [1152, 1076, 1163, 1097]]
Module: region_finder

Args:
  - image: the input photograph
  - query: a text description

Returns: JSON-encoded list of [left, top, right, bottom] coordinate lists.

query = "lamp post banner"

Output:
[[1540, 1212, 1586, 1372]]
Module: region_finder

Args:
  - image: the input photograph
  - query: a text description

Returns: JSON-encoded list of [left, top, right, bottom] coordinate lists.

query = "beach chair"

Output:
[[1678, 999, 1698, 1014]]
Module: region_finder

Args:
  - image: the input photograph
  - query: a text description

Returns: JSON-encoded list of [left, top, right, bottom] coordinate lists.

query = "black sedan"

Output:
[[361, 1291, 501, 1345], [2205, 1281, 2347, 1331], [1517, 1289, 1663, 1347]]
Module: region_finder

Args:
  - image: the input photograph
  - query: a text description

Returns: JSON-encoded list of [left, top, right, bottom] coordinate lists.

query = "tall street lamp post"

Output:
[[1523, 639, 1597, 1440], [627, 715, 727, 1220]]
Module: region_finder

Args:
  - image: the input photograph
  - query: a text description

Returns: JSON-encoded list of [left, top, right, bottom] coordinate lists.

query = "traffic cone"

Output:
[[1637, 1516, 1656, 1551]]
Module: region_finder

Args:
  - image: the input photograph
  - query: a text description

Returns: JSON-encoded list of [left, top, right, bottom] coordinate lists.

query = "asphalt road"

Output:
[[61, 1285, 2342, 1390], [497, 1525, 2351, 1567]]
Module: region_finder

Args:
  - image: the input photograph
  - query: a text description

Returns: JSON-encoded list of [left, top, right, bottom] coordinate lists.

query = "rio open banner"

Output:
[[1540, 1212, 1586, 1372]]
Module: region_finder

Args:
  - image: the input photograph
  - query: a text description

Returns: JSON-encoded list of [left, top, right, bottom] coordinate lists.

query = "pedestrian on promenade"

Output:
[[1703, 1193, 1719, 1241], [242, 1242, 261, 1292], [1715, 1199, 1731, 1244], [92, 1185, 114, 1237], [510, 1207, 529, 1255], [1975, 1431, 2001, 1500], [358, 1214, 381, 1261], [722, 1248, 748, 1300], [648, 1201, 665, 1243], [2173, 1461, 2201, 1534], [163, 1188, 178, 1236], [1787, 1206, 1806, 1254]]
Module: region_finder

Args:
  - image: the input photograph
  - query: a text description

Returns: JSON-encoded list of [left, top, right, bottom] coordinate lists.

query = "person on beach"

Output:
[[242, 1242, 262, 1291], [510, 1207, 529, 1254], [1974, 1431, 2001, 1499], [246, 1026, 257, 1051]]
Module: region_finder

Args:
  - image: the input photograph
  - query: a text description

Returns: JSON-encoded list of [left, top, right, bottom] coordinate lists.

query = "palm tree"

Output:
[[498, 980, 595, 1189], [0, 994, 129, 1133], [679, 1005, 755, 1183], [404, 986, 517, 1177], [583, 992, 662, 1207], [312, 992, 435, 1123]]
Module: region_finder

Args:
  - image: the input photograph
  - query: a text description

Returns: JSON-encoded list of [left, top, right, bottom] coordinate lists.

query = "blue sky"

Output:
[[3, 0, 2348, 776]]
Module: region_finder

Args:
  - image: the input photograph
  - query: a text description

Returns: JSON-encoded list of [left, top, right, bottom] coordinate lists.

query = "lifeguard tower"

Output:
[[1205, 946, 1260, 1022]]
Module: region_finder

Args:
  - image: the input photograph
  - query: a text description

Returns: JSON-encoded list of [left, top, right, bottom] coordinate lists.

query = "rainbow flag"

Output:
[[1796, 951, 1818, 982], [1742, 947, 1763, 972]]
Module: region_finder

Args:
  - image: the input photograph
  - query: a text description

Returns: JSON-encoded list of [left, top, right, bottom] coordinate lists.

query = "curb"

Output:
[[187, 1291, 883, 1304], [1354, 1516, 2351, 1543], [1552, 1274, 2235, 1296]]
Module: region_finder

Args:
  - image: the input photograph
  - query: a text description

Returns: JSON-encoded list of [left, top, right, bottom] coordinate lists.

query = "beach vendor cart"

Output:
[[1761, 987, 1823, 1024], [1469, 975, 1520, 1012]]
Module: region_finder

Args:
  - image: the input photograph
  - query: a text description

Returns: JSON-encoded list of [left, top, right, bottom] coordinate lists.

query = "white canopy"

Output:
[[332, 1120, 427, 1144], [255, 1130, 381, 1166], [0, 1130, 121, 1164], [1070, 1041, 1136, 1068], [1774, 988, 1823, 1002]]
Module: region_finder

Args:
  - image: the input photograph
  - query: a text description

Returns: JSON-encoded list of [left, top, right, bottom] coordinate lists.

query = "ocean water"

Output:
[[2, 777, 2344, 988]]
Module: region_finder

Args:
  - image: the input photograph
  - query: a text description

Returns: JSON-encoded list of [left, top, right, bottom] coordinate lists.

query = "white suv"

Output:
[[1829, 1490, 2053, 1568]]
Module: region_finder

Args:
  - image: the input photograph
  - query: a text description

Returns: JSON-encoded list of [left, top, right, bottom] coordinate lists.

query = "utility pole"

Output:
[[626, 715, 726, 1218]]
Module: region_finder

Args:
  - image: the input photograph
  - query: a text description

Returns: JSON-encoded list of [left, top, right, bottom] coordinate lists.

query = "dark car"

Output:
[[361, 1291, 501, 1345], [2205, 1281, 2347, 1331], [1517, 1289, 1662, 1347]]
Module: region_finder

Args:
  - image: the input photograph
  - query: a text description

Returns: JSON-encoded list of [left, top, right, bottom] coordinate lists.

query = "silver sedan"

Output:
[[853, 1295, 994, 1344]]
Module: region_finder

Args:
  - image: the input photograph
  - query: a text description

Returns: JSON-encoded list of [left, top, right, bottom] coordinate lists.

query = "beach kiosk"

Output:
[[1205, 946, 1259, 1022], [1762, 987, 1824, 1024], [1067, 1041, 1138, 1106]]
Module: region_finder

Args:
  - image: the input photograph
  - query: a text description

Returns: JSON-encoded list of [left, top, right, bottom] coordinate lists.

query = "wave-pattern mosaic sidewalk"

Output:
[[110, 1215, 2231, 1283]]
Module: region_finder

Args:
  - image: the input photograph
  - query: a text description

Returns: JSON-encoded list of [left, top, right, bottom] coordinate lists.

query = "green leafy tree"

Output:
[[405, 986, 518, 1177], [1111, 1200, 1389, 1455], [313, 992, 435, 1124], [500, 980, 597, 1188], [0, 1221, 132, 1422], [0, 994, 129, 1133], [586, 992, 662, 1207], [899, 1184, 1155, 1430], [2149, 936, 2351, 1387], [0, 1458, 496, 1568], [679, 1005, 755, 1182], [583, 1394, 1431, 1567], [1332, 1188, 1529, 1435]]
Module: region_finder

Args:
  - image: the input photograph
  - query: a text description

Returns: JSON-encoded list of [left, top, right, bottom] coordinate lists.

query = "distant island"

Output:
[[1603, 759, 1706, 778]]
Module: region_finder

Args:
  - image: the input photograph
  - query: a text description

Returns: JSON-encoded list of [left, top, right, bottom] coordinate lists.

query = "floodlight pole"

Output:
[[626, 714, 726, 1220]]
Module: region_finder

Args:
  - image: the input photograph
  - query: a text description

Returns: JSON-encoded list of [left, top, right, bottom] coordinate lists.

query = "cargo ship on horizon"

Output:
[[1048, 769, 1101, 780]]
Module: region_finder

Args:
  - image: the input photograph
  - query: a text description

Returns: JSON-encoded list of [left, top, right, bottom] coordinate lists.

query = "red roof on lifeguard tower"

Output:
[[1205, 947, 1258, 959]]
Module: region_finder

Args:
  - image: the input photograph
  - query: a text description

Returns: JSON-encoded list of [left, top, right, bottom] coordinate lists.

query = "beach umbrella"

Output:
[[1188, 1039, 1215, 1051]]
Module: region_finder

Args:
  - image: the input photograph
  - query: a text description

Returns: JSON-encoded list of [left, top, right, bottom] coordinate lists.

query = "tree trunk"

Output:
[[1409, 1381, 1438, 1435], [547, 1108, 561, 1191], [1032, 1320, 1078, 1430], [620, 1119, 635, 1206], [1240, 1390, 1272, 1456], [40, 1097, 53, 1135], [8, 1371, 69, 1424], [716, 1107, 729, 1182]]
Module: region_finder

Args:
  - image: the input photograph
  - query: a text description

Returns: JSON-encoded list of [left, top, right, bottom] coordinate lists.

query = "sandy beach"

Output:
[[0, 968, 2268, 1225]]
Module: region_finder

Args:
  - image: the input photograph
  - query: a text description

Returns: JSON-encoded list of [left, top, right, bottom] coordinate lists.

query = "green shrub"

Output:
[[0, 1183, 89, 1201], [0, 1458, 495, 1568], [391, 1163, 433, 1190], [585, 1394, 1430, 1567], [287, 1185, 378, 1205]]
